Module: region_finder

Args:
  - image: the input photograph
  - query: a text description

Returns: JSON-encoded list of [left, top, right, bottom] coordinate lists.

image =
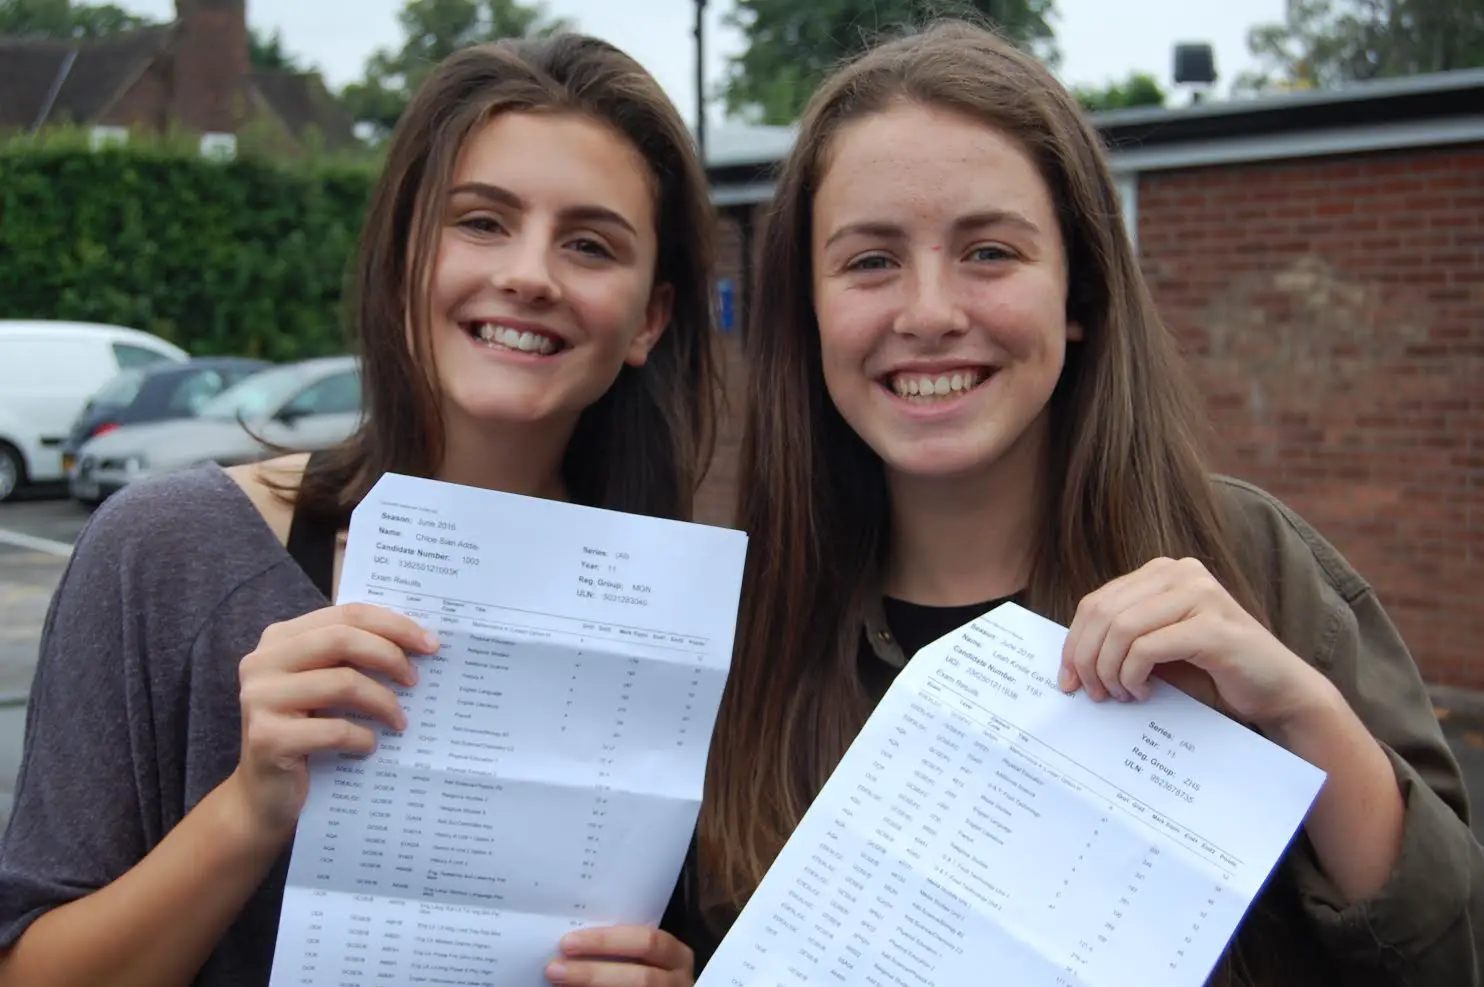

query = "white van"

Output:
[[0, 321, 188, 501]]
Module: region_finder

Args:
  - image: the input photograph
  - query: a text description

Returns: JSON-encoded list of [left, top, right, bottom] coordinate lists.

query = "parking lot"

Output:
[[3, 485, 1484, 843]]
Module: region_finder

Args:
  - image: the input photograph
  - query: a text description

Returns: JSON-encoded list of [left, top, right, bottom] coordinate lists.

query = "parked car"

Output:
[[61, 357, 274, 475], [0, 320, 188, 501], [70, 355, 361, 505]]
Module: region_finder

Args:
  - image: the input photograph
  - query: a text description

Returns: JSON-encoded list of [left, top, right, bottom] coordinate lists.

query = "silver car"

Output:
[[70, 355, 362, 504]]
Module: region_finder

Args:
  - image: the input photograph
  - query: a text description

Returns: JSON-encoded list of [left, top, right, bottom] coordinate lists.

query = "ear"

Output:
[[625, 282, 674, 367], [1066, 319, 1084, 342]]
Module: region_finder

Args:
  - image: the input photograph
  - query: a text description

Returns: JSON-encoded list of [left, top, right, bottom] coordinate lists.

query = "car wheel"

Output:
[[0, 443, 23, 503]]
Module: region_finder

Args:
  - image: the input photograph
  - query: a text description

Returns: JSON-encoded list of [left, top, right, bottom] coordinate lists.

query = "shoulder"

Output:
[[29, 463, 313, 701], [1209, 475, 1380, 671], [223, 452, 311, 547], [1211, 474, 1370, 604], [67, 461, 295, 607]]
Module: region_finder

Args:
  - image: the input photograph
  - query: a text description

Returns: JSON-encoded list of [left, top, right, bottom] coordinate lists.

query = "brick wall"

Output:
[[170, 0, 251, 134], [695, 211, 750, 527], [1138, 144, 1484, 687], [695, 335, 746, 527]]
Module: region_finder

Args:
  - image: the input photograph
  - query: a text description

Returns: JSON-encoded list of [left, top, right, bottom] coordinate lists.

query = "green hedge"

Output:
[[0, 131, 378, 362]]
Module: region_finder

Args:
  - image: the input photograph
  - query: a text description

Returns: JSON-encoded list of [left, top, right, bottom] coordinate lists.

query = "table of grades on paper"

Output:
[[697, 603, 1326, 987], [267, 472, 748, 987]]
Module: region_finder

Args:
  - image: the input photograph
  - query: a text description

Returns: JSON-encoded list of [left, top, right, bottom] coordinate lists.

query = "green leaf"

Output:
[[0, 131, 375, 362]]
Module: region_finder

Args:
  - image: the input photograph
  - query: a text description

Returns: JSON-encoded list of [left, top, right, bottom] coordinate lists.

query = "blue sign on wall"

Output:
[[717, 277, 736, 333]]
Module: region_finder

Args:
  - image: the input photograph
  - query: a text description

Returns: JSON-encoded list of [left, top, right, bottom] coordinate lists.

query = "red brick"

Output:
[[1137, 144, 1484, 687]]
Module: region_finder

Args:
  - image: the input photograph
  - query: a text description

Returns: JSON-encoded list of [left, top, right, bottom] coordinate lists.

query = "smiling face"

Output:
[[422, 110, 671, 436], [811, 101, 1081, 485]]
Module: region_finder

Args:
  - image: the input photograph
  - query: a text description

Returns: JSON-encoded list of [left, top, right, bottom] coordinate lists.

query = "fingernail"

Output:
[[1057, 666, 1076, 692], [560, 930, 589, 950], [547, 962, 568, 982], [421, 631, 440, 652]]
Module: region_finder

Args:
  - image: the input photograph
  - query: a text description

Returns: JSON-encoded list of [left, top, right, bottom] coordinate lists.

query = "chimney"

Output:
[[171, 0, 250, 134]]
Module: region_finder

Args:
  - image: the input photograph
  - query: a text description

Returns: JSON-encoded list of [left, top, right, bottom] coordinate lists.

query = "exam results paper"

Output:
[[697, 602, 1327, 987], [267, 472, 749, 986]]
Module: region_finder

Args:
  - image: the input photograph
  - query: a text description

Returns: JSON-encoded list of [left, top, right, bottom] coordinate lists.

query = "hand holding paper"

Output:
[[697, 602, 1326, 987], [266, 473, 748, 987]]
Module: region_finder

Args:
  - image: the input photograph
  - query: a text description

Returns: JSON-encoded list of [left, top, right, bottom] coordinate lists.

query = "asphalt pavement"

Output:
[[2, 486, 1484, 842]]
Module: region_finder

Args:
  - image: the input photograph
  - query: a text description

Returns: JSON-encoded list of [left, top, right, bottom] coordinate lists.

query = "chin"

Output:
[[883, 457, 992, 482], [445, 391, 557, 426], [874, 438, 1007, 483]]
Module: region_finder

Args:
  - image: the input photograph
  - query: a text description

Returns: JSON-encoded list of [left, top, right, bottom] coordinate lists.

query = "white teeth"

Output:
[[889, 370, 986, 400], [472, 323, 558, 355]]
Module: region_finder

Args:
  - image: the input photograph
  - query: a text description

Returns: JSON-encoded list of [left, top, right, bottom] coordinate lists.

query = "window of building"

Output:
[[90, 126, 128, 150], [200, 132, 238, 161]]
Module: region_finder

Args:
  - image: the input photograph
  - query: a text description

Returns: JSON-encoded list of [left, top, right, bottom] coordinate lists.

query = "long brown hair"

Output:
[[701, 18, 1272, 972], [291, 33, 718, 522]]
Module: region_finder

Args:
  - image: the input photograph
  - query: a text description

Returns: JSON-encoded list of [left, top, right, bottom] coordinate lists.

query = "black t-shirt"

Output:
[[664, 593, 1016, 974]]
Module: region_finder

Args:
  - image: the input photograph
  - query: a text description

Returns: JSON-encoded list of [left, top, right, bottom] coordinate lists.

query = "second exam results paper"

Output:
[[698, 603, 1327, 987], [267, 472, 749, 987]]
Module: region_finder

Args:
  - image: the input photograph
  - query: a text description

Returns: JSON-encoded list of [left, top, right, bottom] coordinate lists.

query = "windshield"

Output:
[[196, 364, 319, 422]]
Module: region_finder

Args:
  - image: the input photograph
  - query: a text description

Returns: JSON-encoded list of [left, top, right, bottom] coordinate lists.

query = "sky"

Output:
[[115, 0, 1290, 120]]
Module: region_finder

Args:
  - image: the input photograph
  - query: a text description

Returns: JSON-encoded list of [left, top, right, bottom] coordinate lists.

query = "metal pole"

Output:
[[694, 0, 707, 162]]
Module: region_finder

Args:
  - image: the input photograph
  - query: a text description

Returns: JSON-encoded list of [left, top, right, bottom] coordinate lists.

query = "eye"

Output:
[[966, 244, 1014, 263], [845, 253, 896, 272], [567, 236, 615, 260], [457, 215, 504, 235]]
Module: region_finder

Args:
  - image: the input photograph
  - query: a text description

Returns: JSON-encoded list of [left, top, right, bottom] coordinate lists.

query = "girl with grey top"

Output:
[[0, 33, 718, 987]]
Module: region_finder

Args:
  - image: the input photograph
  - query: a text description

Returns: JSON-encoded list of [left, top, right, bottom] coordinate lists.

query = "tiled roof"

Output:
[[250, 69, 357, 149], [0, 23, 359, 150], [0, 26, 171, 132]]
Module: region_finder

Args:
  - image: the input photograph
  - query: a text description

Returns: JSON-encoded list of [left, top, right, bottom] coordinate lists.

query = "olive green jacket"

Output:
[[860, 476, 1482, 985]]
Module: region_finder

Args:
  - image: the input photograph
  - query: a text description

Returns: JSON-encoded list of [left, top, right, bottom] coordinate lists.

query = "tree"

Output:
[[341, 0, 571, 137], [1236, 0, 1484, 93], [250, 27, 306, 72], [0, 0, 312, 73], [0, 0, 150, 38], [722, 0, 1059, 125], [1072, 71, 1165, 113]]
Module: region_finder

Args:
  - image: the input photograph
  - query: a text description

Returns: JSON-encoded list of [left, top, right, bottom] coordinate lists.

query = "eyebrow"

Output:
[[823, 209, 1041, 250], [448, 181, 639, 237]]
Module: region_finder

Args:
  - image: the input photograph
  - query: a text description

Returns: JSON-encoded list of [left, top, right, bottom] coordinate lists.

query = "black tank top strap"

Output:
[[285, 450, 339, 600]]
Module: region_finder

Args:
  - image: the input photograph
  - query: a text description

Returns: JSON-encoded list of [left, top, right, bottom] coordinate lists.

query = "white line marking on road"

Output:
[[0, 528, 73, 558]]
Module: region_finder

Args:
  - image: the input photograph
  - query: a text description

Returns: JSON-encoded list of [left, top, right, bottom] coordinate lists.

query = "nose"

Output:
[[489, 235, 561, 305], [893, 259, 969, 341]]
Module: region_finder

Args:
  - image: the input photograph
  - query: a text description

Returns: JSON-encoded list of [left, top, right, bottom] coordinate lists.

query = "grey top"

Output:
[[0, 465, 326, 985]]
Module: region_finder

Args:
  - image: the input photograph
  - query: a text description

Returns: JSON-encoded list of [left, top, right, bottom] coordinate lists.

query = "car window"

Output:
[[198, 364, 324, 421], [91, 370, 146, 409], [113, 342, 174, 370], [281, 371, 361, 417], [166, 370, 228, 414]]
